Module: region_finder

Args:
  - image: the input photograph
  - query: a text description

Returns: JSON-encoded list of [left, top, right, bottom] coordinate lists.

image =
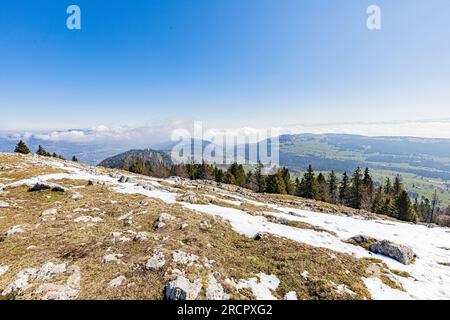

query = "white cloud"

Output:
[[7, 119, 450, 146]]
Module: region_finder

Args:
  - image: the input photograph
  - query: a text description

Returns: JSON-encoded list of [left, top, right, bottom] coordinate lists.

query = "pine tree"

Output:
[[327, 171, 338, 204], [72, 155, 78, 162], [384, 178, 393, 195], [362, 167, 374, 210], [430, 189, 439, 223], [301, 165, 318, 200], [214, 167, 225, 183], [393, 175, 402, 197], [339, 172, 350, 205], [294, 178, 302, 197], [223, 172, 236, 185], [245, 171, 258, 192], [281, 167, 293, 195], [317, 173, 328, 202], [350, 167, 364, 209], [265, 170, 287, 195], [228, 163, 246, 187], [129, 160, 144, 174], [14, 140, 31, 154], [36, 145, 48, 156], [255, 161, 266, 193], [371, 186, 384, 214], [382, 196, 397, 218], [395, 191, 417, 222]]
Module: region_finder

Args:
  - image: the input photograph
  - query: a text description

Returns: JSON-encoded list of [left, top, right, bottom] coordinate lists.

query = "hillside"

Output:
[[1, 153, 449, 300]]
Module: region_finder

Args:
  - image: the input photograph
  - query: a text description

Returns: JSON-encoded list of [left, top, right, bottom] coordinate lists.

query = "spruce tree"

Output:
[[350, 167, 363, 209], [14, 140, 31, 154], [72, 155, 78, 162], [327, 171, 338, 204], [281, 167, 293, 195], [371, 186, 384, 214], [228, 163, 246, 187], [301, 165, 318, 200], [317, 172, 328, 202], [395, 191, 417, 222], [384, 178, 393, 195], [255, 162, 266, 193], [393, 175, 402, 197], [339, 172, 350, 205], [36, 145, 48, 156]]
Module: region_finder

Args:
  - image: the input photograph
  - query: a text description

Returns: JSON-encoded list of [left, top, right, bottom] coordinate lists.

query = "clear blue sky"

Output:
[[1, 0, 450, 131]]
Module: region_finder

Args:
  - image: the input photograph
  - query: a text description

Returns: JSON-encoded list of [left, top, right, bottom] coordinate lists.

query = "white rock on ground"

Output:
[[34, 266, 81, 300], [172, 251, 199, 265], [35, 262, 67, 281], [41, 208, 58, 221], [5, 225, 25, 237], [74, 216, 103, 223], [108, 276, 126, 288], [163, 276, 202, 300], [158, 213, 175, 222], [2, 268, 37, 296], [102, 253, 124, 264], [134, 232, 148, 242], [206, 273, 230, 300], [145, 251, 166, 271]]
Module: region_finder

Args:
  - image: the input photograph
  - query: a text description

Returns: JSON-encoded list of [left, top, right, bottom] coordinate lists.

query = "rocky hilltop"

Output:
[[0, 153, 449, 300]]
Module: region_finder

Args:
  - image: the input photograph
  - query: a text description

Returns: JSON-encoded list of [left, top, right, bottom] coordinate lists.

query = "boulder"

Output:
[[158, 213, 175, 222], [145, 251, 166, 271], [369, 240, 417, 265], [163, 276, 202, 300], [28, 183, 66, 193]]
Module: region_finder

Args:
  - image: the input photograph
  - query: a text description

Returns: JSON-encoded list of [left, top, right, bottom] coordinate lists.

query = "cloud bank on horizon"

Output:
[[4, 119, 450, 146]]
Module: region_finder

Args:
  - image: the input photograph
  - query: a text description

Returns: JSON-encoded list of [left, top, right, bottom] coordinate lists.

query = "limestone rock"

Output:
[[369, 240, 417, 265], [163, 276, 202, 300]]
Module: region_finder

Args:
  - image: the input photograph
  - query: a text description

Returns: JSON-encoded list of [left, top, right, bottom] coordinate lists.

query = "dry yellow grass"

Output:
[[0, 154, 401, 300]]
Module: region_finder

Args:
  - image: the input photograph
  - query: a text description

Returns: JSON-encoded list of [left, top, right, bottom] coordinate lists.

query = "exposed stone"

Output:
[[172, 251, 199, 265], [41, 208, 58, 221], [163, 276, 202, 300], [134, 232, 148, 242], [108, 276, 126, 288], [145, 251, 166, 271], [180, 223, 189, 230], [5, 225, 25, 237], [199, 220, 210, 230], [102, 253, 124, 264], [158, 213, 175, 222], [74, 216, 103, 223], [369, 240, 417, 265], [206, 273, 230, 300], [153, 221, 166, 230], [35, 262, 67, 281], [28, 183, 66, 193], [34, 266, 81, 300], [2, 268, 37, 296]]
